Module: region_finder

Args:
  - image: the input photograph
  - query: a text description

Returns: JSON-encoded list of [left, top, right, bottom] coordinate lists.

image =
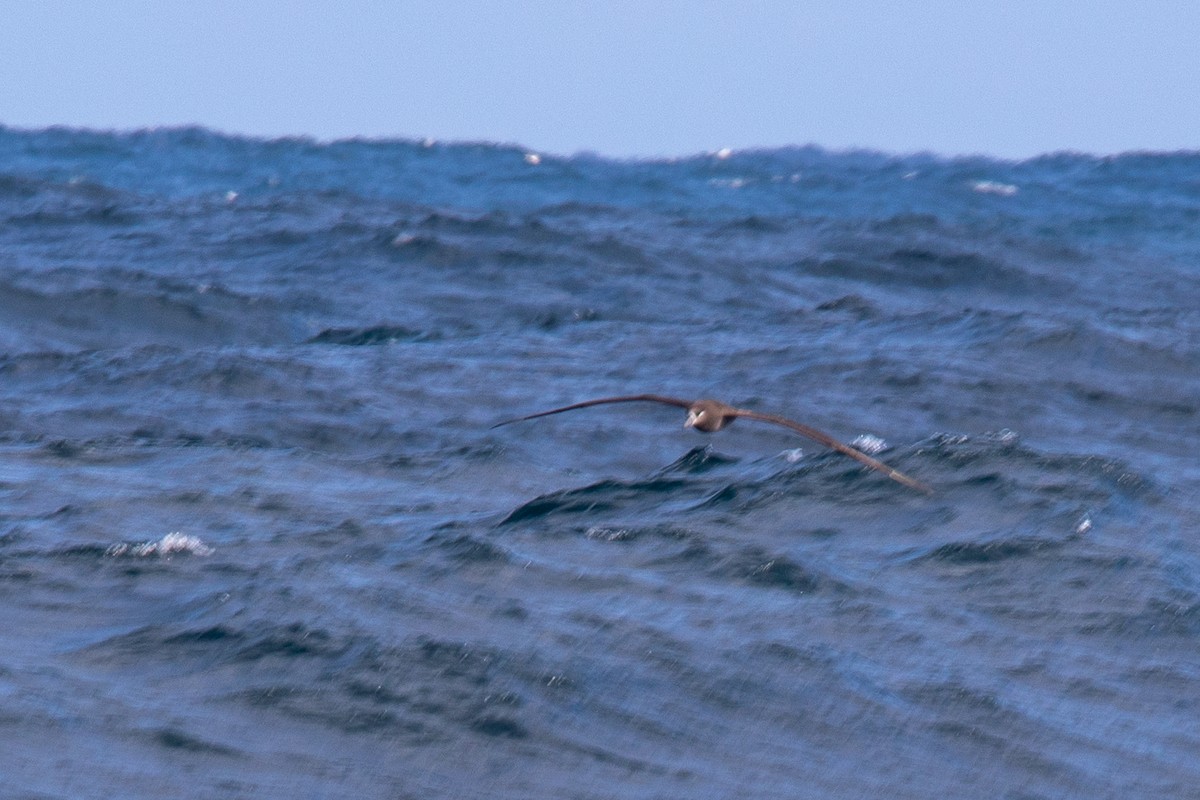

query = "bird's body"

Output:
[[493, 394, 932, 494]]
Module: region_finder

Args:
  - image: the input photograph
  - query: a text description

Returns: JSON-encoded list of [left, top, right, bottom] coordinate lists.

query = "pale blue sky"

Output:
[[3, 1, 1198, 158]]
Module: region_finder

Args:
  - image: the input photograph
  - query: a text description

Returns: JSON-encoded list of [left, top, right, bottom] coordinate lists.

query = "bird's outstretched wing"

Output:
[[491, 394, 692, 428], [732, 409, 932, 494]]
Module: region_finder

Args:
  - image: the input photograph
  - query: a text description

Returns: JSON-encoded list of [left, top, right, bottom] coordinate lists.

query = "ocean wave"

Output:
[[4, 124, 1200, 798], [306, 325, 434, 346], [0, 277, 292, 352]]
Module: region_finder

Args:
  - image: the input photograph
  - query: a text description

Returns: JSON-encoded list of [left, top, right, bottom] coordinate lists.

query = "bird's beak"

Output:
[[684, 411, 698, 428]]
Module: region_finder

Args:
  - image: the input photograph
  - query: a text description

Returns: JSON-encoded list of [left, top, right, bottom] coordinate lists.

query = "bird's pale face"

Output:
[[684, 400, 731, 433]]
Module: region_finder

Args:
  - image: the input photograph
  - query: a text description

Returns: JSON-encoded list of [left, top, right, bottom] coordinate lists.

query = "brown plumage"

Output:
[[492, 394, 932, 494]]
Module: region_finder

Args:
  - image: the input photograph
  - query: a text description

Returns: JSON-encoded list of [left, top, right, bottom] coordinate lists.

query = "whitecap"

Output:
[[972, 180, 1018, 196], [851, 434, 887, 455], [106, 532, 214, 558], [585, 526, 630, 541], [781, 448, 806, 463]]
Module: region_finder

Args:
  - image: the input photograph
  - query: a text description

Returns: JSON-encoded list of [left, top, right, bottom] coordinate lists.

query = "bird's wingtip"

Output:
[[892, 470, 934, 495]]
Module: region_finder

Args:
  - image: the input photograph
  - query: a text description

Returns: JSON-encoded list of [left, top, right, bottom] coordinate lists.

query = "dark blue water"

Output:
[[2, 126, 1198, 799]]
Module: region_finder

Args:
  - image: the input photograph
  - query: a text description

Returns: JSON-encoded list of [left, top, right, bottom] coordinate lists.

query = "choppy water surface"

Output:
[[1, 127, 1198, 798]]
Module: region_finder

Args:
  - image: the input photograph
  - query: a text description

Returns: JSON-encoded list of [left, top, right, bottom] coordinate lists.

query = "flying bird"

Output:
[[493, 394, 932, 494]]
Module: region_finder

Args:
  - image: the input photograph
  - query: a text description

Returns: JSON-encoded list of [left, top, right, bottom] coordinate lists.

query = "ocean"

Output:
[[1, 126, 1197, 799]]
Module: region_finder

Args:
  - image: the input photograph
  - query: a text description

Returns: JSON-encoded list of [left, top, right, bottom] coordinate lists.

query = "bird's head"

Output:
[[684, 399, 733, 433]]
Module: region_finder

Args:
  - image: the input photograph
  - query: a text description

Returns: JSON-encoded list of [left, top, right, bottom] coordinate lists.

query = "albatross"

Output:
[[493, 394, 932, 494]]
